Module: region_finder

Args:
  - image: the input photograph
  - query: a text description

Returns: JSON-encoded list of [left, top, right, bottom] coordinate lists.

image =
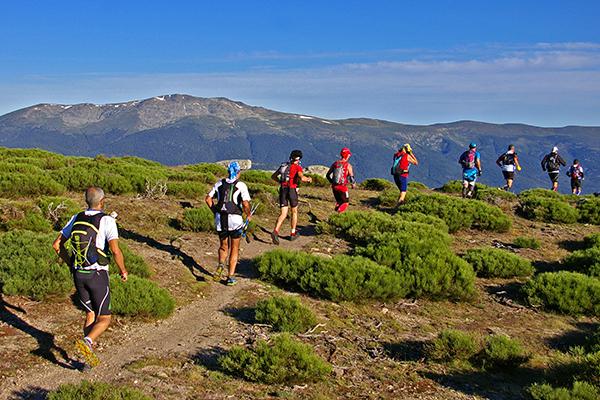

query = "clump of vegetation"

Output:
[[240, 170, 277, 186], [377, 188, 401, 207], [563, 246, 600, 277], [361, 178, 393, 191], [583, 233, 600, 249], [218, 333, 331, 384], [578, 198, 600, 225], [179, 206, 215, 232], [402, 192, 512, 233], [425, 329, 479, 362], [112, 242, 152, 278], [438, 180, 463, 193], [0, 231, 72, 300], [0, 200, 52, 233], [167, 181, 206, 198], [482, 334, 529, 369], [255, 296, 317, 333], [47, 380, 152, 400], [184, 162, 227, 177], [408, 181, 428, 190], [462, 248, 534, 278], [518, 195, 579, 224], [255, 250, 407, 302], [527, 381, 599, 400], [520, 189, 566, 200], [474, 186, 517, 203], [523, 271, 600, 316], [37, 196, 81, 228], [110, 275, 175, 318], [513, 236, 541, 249], [304, 173, 329, 187]]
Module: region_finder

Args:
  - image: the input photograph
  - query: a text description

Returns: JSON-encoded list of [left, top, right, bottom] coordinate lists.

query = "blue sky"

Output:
[[1, 0, 600, 126]]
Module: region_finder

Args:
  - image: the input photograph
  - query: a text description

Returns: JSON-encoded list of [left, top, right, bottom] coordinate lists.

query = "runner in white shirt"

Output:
[[205, 162, 252, 286]]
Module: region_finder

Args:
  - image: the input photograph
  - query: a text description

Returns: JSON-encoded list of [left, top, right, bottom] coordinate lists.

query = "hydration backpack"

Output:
[[332, 160, 349, 185], [69, 212, 110, 270], [502, 153, 516, 166], [459, 150, 476, 169], [215, 179, 243, 215], [391, 152, 410, 175], [546, 154, 560, 171], [276, 162, 291, 184]]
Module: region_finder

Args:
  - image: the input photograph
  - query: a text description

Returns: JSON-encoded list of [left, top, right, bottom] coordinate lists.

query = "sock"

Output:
[[338, 203, 349, 213], [84, 336, 93, 346], [291, 228, 296, 234]]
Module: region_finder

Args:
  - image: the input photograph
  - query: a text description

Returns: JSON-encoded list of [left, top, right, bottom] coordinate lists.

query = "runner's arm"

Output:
[[52, 233, 71, 265], [326, 165, 334, 183], [476, 158, 482, 173], [541, 155, 547, 171], [205, 195, 214, 210], [515, 155, 521, 169], [347, 164, 356, 189], [408, 153, 419, 165], [108, 239, 128, 281], [495, 155, 503, 167], [297, 170, 312, 183], [242, 200, 252, 221], [271, 171, 280, 183]]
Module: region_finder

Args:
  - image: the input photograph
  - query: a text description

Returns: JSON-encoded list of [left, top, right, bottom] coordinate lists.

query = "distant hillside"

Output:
[[1, 94, 599, 192]]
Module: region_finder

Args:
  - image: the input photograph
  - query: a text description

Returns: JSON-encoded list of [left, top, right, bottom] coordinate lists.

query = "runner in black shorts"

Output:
[[73, 270, 111, 316], [278, 186, 299, 208]]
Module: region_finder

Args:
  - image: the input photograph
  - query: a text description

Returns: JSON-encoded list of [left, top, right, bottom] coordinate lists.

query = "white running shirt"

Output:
[[208, 179, 251, 231]]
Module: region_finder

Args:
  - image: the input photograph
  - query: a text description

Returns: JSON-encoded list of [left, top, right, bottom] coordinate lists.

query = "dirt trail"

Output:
[[1, 230, 314, 400]]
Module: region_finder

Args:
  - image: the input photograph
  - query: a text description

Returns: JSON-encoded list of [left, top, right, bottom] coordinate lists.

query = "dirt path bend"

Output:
[[2, 232, 314, 400]]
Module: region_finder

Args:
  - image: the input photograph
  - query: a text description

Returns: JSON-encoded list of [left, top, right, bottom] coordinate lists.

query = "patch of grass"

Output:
[[518, 196, 579, 224], [167, 181, 206, 198], [578, 198, 600, 225], [527, 381, 599, 400], [255, 296, 317, 333], [0, 200, 52, 233], [377, 188, 400, 207], [523, 272, 600, 316], [361, 178, 393, 191], [304, 173, 329, 187], [180, 206, 215, 232], [462, 248, 534, 278], [482, 334, 529, 369], [563, 246, 600, 277], [37, 196, 81, 229], [47, 380, 152, 400], [110, 275, 175, 318], [438, 180, 463, 193], [112, 242, 152, 278], [425, 329, 479, 362], [513, 236, 541, 249], [218, 333, 331, 384], [240, 170, 277, 186]]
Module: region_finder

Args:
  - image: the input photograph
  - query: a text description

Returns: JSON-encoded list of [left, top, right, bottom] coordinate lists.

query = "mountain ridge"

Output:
[[1, 94, 599, 191]]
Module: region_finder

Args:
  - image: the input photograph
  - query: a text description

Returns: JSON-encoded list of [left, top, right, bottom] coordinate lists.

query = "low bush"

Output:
[[247, 182, 278, 197], [179, 206, 215, 232], [513, 236, 541, 250], [402, 192, 512, 233], [255, 296, 317, 333], [255, 250, 407, 302], [563, 246, 600, 277], [304, 173, 329, 187], [462, 248, 534, 278], [438, 180, 463, 193], [527, 381, 599, 400], [0, 231, 71, 300], [167, 181, 206, 198], [482, 334, 528, 369], [47, 380, 152, 400], [425, 329, 479, 362], [240, 170, 277, 186], [185, 162, 227, 177], [0, 201, 52, 233], [110, 275, 175, 318], [408, 181, 428, 190], [583, 233, 600, 249], [218, 333, 331, 384], [0, 172, 66, 197], [474, 187, 517, 203], [361, 178, 393, 191], [518, 196, 579, 224], [549, 349, 600, 389], [523, 272, 600, 316], [37, 196, 81, 229], [578, 198, 600, 225], [394, 211, 449, 233], [520, 189, 566, 201], [112, 242, 152, 278], [377, 188, 400, 207]]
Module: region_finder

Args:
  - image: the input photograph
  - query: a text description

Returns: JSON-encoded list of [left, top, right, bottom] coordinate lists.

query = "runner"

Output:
[[496, 144, 522, 191], [567, 159, 585, 195], [541, 146, 567, 192], [52, 187, 128, 370], [326, 147, 356, 213], [458, 142, 482, 199], [205, 161, 252, 285], [270, 150, 312, 244], [391, 143, 419, 205]]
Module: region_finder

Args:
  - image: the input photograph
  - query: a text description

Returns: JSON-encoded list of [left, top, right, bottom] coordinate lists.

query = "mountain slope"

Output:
[[1, 94, 599, 191]]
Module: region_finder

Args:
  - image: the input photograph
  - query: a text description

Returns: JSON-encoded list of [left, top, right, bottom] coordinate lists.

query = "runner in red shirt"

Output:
[[326, 147, 356, 213], [270, 150, 312, 244]]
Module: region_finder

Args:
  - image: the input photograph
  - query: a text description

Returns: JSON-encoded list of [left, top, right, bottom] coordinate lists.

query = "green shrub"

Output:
[[361, 178, 393, 191], [549, 349, 600, 389], [513, 236, 541, 250], [180, 206, 215, 232], [185, 163, 227, 176], [255, 296, 317, 333], [304, 173, 329, 187], [47, 380, 152, 400], [247, 182, 278, 197], [167, 181, 206, 198], [0, 201, 52, 233], [583, 233, 600, 249], [0, 231, 71, 300], [240, 170, 277, 186], [438, 180, 463, 193], [255, 250, 407, 302], [408, 181, 428, 190], [520, 189, 566, 201], [110, 275, 175, 318], [377, 188, 400, 207], [563, 247, 600, 277], [37, 196, 81, 229], [112, 242, 151, 278], [527, 381, 599, 400], [462, 248, 534, 278], [395, 211, 449, 233], [218, 333, 331, 384], [425, 329, 479, 362], [474, 187, 517, 203], [578, 199, 600, 225], [483, 334, 528, 369], [519, 196, 579, 224], [402, 192, 511, 233], [523, 272, 600, 316], [0, 172, 66, 197]]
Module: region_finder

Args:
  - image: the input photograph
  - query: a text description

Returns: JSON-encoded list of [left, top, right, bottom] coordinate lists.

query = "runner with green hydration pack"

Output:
[[391, 143, 419, 205], [327, 147, 356, 213], [458, 142, 482, 198], [541, 146, 567, 192], [270, 150, 312, 244], [567, 159, 585, 195], [52, 187, 128, 370], [496, 144, 521, 191], [205, 161, 252, 285]]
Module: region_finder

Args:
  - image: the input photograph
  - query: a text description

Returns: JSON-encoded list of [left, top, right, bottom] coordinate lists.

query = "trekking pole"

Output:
[[242, 202, 260, 243]]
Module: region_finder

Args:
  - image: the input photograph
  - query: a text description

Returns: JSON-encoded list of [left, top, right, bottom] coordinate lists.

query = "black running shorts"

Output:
[[548, 172, 560, 183], [73, 270, 111, 316], [218, 228, 243, 240], [279, 186, 299, 208], [332, 188, 350, 204], [502, 171, 515, 180], [571, 179, 582, 189]]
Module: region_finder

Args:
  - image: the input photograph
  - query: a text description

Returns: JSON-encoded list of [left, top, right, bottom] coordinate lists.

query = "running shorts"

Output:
[[393, 174, 408, 192], [502, 171, 515, 180], [278, 187, 299, 208], [73, 269, 111, 316]]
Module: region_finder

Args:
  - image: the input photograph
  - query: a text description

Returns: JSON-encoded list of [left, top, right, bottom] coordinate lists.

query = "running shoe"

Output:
[[226, 276, 238, 286], [271, 231, 280, 245], [75, 339, 99, 368], [213, 264, 224, 282], [290, 233, 298, 241]]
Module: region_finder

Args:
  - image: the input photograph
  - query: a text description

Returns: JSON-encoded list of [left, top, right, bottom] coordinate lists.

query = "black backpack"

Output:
[[215, 179, 243, 216], [276, 162, 291, 184], [546, 154, 560, 171], [69, 212, 110, 269], [502, 153, 516, 165]]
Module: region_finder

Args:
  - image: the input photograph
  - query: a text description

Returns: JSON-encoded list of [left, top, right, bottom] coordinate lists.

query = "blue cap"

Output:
[[469, 142, 477, 149], [228, 161, 241, 180]]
